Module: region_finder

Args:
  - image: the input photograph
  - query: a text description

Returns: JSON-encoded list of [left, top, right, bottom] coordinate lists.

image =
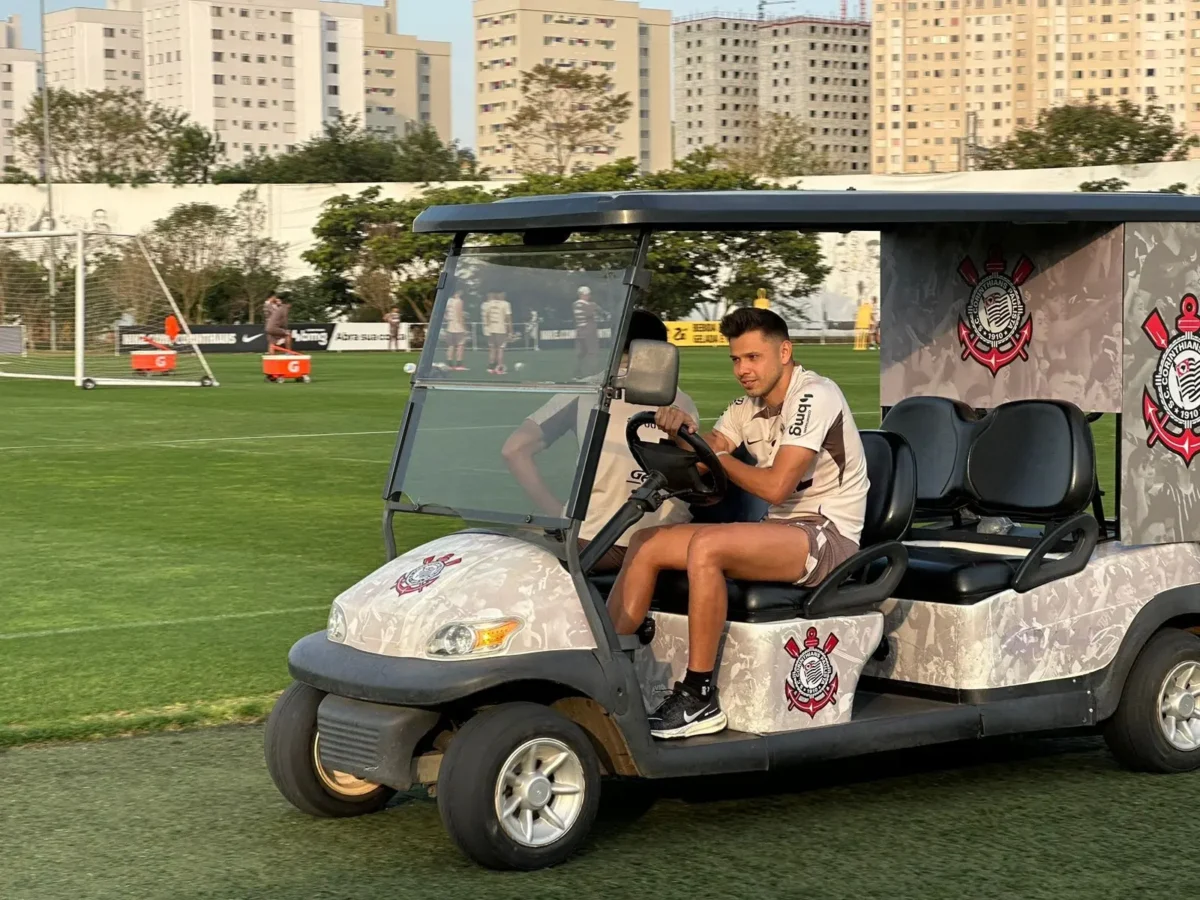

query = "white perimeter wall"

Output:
[[4, 158, 1200, 318]]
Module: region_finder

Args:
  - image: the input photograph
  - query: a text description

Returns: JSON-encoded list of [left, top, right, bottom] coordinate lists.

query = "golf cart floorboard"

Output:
[[641, 687, 1091, 778]]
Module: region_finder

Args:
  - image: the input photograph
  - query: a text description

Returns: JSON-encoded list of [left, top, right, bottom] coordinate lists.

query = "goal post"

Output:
[[0, 230, 218, 388]]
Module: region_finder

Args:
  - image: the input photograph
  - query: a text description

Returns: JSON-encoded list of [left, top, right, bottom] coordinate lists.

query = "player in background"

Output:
[[573, 286, 599, 378], [443, 291, 469, 371], [481, 291, 513, 375], [527, 309, 540, 351], [265, 291, 291, 354], [385, 307, 402, 352]]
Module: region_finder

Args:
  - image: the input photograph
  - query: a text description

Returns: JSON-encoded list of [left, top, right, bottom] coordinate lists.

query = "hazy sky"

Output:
[[9, 0, 844, 146]]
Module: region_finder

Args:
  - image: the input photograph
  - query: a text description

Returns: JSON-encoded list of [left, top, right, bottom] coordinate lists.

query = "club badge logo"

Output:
[[394, 553, 462, 596], [957, 249, 1036, 376], [784, 627, 839, 717], [1142, 294, 1200, 465]]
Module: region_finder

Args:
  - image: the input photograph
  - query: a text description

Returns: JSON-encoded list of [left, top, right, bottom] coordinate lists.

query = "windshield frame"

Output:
[[382, 229, 653, 529]]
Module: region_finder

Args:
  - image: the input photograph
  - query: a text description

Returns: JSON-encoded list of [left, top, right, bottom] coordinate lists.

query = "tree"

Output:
[[11, 88, 218, 185], [981, 100, 1199, 170], [393, 124, 491, 182], [303, 184, 495, 321], [1078, 177, 1130, 192], [226, 189, 287, 323], [142, 204, 237, 323], [719, 112, 833, 178], [504, 64, 633, 176]]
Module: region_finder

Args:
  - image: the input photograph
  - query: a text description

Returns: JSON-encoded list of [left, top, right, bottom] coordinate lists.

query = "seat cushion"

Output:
[[588, 570, 811, 621], [892, 546, 1020, 604]]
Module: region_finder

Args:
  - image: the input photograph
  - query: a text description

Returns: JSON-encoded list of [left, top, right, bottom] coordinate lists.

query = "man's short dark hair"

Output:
[[624, 309, 668, 350], [720, 306, 790, 342]]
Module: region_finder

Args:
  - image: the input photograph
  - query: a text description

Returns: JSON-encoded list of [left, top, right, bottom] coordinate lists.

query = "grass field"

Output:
[[0, 347, 1165, 900]]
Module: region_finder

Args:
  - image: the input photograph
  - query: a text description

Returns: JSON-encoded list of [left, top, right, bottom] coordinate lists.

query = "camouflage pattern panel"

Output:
[[634, 611, 884, 733], [866, 541, 1200, 690], [1122, 223, 1200, 544], [881, 224, 1123, 412], [327, 533, 596, 659]]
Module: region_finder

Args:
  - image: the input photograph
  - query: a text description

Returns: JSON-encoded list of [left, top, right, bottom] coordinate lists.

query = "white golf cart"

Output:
[[265, 191, 1200, 870]]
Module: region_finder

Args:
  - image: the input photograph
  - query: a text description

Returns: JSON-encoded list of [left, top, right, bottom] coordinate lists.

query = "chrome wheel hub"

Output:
[[1158, 661, 1200, 752], [494, 738, 585, 848]]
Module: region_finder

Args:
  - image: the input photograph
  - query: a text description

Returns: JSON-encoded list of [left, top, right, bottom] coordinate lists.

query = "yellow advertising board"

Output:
[[666, 321, 728, 347]]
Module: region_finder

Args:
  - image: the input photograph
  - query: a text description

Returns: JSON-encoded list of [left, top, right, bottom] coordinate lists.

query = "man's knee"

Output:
[[686, 529, 726, 572], [626, 525, 662, 557]]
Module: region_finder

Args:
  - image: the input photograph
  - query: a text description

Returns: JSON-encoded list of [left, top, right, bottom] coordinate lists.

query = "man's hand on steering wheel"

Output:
[[654, 406, 699, 440]]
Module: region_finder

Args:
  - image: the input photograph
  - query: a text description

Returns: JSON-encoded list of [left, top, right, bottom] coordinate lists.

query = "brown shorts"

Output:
[[577, 539, 627, 573], [778, 515, 858, 587], [488, 333, 508, 349], [445, 331, 467, 346]]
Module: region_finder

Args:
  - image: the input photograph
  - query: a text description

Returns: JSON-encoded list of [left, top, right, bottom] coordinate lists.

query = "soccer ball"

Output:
[[403, 362, 416, 374], [514, 362, 524, 371]]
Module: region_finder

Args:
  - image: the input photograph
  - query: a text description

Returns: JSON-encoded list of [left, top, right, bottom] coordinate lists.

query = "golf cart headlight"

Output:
[[327, 603, 347, 643], [426, 618, 523, 657]]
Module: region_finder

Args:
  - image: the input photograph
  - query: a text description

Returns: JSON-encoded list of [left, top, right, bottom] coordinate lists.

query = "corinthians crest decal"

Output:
[[783, 627, 839, 717], [1142, 294, 1200, 466], [957, 249, 1036, 376], [394, 553, 462, 596]]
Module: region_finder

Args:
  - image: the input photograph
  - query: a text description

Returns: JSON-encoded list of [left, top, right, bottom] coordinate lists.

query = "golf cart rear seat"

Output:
[[878, 396, 1100, 604], [590, 430, 917, 623]]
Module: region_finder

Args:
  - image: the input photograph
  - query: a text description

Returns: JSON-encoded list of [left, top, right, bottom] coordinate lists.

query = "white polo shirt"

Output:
[[528, 391, 700, 543], [713, 364, 870, 544]]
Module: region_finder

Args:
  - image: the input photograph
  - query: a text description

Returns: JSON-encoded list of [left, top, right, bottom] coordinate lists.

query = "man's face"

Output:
[[729, 329, 790, 399]]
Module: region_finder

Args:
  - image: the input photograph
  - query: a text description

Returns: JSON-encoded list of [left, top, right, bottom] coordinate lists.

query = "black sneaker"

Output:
[[648, 681, 727, 739]]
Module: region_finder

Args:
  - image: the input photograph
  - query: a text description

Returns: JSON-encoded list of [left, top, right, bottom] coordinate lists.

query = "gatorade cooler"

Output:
[[130, 349, 177, 375], [262, 354, 312, 383]]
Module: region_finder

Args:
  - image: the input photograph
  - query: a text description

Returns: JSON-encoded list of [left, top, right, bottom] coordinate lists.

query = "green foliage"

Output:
[[11, 88, 218, 185], [504, 64, 634, 176], [1078, 178, 1130, 192], [981, 100, 1198, 170], [212, 117, 486, 185], [719, 112, 833, 178], [305, 152, 828, 322]]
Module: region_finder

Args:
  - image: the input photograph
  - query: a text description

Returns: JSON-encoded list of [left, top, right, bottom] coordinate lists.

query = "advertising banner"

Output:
[[118, 324, 335, 354], [666, 321, 728, 347], [326, 322, 410, 352]]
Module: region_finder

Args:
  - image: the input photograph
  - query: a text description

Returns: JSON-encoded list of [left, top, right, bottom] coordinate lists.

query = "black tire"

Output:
[[1104, 629, 1200, 773], [263, 681, 396, 817], [437, 702, 601, 870]]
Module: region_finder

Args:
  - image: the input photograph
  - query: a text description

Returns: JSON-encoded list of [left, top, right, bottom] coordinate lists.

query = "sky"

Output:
[[9, 0, 843, 147]]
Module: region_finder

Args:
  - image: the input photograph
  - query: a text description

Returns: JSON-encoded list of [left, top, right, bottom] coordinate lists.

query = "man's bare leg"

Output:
[[607, 524, 706, 635]]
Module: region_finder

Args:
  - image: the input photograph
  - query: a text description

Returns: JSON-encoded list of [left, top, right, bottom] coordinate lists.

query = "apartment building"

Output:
[[474, 0, 672, 176], [872, 0, 1200, 174], [673, 12, 759, 155], [45, 1, 145, 95], [674, 12, 872, 172], [0, 17, 40, 173], [363, 0, 451, 139]]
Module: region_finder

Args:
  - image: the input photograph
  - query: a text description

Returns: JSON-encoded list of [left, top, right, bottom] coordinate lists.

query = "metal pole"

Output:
[[74, 231, 85, 386], [40, 0, 57, 352]]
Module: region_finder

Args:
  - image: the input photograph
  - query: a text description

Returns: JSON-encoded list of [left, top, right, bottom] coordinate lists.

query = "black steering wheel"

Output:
[[624, 410, 729, 506]]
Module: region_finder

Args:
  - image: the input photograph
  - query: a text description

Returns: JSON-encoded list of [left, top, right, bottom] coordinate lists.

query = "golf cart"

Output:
[[266, 191, 1200, 870]]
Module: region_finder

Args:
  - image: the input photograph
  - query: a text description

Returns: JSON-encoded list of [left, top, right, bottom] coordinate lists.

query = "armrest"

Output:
[[1011, 513, 1099, 593], [803, 541, 909, 618]]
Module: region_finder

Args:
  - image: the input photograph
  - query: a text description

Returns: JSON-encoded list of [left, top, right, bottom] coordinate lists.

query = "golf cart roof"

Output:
[[411, 190, 1200, 234]]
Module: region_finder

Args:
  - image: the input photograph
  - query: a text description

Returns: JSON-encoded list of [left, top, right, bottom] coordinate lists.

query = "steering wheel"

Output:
[[624, 410, 729, 506]]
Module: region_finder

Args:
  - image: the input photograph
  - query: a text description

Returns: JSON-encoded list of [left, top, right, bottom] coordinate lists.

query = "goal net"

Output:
[[0, 231, 217, 388]]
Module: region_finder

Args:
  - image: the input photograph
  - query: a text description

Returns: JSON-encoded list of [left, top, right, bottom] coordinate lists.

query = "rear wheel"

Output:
[[1104, 629, 1200, 773], [264, 681, 396, 817], [437, 702, 601, 870]]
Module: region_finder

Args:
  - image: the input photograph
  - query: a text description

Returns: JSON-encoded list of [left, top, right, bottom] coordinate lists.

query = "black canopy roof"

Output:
[[411, 189, 1200, 234]]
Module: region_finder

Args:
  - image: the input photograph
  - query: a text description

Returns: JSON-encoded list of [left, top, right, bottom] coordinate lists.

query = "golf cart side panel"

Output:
[[867, 541, 1200, 691], [881, 223, 1123, 412], [1121, 222, 1200, 544], [330, 533, 597, 659], [634, 612, 884, 734]]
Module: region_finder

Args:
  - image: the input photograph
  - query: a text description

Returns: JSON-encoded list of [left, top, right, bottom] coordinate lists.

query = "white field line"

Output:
[[0, 605, 329, 641]]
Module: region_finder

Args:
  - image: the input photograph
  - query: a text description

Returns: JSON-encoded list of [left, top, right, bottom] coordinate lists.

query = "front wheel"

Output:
[[1104, 629, 1200, 773], [437, 702, 601, 870], [264, 681, 396, 817]]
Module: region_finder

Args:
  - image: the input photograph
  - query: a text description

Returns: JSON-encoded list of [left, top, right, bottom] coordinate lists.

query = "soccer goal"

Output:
[[0, 231, 218, 389]]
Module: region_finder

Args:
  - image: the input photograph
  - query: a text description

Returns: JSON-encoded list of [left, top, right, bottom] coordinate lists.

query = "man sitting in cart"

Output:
[[502, 310, 701, 573], [606, 307, 870, 740]]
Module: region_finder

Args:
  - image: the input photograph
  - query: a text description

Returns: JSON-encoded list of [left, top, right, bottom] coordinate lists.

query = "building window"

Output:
[[327, 63, 338, 74], [328, 85, 339, 95], [212, 29, 223, 39], [103, 27, 115, 37], [213, 52, 223, 62], [326, 42, 338, 52]]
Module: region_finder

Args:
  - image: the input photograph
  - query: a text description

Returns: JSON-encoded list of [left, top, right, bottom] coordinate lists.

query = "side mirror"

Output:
[[616, 339, 679, 407]]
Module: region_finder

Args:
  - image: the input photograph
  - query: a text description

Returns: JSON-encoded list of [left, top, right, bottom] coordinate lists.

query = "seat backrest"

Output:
[[880, 396, 985, 513], [881, 396, 1096, 523], [967, 400, 1095, 521], [860, 430, 917, 545]]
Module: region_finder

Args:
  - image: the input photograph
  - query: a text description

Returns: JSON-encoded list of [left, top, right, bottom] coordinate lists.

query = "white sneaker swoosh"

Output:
[[682, 706, 709, 724]]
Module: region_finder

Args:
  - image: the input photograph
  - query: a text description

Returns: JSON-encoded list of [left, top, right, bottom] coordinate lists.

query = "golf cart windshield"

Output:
[[385, 239, 641, 527]]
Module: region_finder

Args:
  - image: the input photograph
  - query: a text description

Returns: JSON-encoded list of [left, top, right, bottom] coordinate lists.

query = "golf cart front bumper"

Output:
[[288, 631, 614, 709]]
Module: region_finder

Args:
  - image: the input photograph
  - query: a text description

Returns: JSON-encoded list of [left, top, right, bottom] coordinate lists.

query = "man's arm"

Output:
[[718, 446, 817, 507], [501, 422, 563, 517], [654, 406, 736, 454]]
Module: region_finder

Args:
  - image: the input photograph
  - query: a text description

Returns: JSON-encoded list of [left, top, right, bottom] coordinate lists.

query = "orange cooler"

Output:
[[130, 349, 177, 374], [262, 354, 312, 382]]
